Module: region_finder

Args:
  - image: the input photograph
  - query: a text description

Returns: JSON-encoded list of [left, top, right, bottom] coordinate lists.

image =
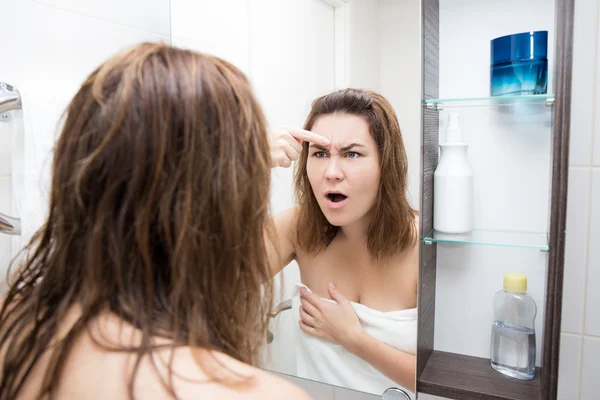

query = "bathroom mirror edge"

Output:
[[416, 0, 439, 383], [541, 0, 574, 398]]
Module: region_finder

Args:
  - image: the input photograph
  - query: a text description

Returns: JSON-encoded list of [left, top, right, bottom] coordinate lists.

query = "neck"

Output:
[[339, 215, 371, 244]]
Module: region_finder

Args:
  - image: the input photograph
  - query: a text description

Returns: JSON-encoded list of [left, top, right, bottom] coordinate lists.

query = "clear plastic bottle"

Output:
[[490, 273, 537, 380]]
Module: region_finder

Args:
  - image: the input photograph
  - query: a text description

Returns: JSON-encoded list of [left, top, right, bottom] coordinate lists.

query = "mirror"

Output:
[[170, 0, 421, 397]]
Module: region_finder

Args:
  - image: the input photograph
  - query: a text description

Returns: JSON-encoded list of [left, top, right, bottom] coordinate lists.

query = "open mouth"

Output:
[[326, 193, 348, 203]]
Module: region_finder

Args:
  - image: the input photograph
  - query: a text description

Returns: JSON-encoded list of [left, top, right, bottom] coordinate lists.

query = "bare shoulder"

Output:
[[409, 212, 420, 255], [53, 315, 311, 400], [152, 349, 311, 400]]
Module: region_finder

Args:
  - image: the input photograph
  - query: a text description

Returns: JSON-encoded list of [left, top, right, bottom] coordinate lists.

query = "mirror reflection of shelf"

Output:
[[419, 351, 541, 400], [423, 229, 549, 251], [423, 94, 555, 110]]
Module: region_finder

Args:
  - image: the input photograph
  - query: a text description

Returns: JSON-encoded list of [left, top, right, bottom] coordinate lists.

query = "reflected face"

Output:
[[307, 113, 381, 228]]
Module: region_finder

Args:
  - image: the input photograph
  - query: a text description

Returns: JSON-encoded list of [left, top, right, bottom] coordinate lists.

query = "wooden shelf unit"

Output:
[[416, 1, 574, 399]]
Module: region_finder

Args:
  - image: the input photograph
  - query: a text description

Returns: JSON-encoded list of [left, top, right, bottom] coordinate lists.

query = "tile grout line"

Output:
[[561, 331, 600, 339], [26, 0, 170, 40], [593, 0, 600, 170]]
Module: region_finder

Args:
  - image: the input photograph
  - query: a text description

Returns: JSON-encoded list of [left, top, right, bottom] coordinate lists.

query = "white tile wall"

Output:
[[379, 0, 421, 210], [1, 0, 169, 244], [562, 168, 591, 333], [584, 169, 600, 336], [170, 0, 250, 75], [557, 334, 582, 399], [4, 0, 169, 86], [557, 0, 600, 397], [30, 0, 171, 36], [347, 0, 381, 91], [580, 337, 600, 399], [569, 0, 598, 166]]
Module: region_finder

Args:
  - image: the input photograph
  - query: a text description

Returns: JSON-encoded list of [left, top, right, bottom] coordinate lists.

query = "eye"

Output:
[[347, 152, 360, 159], [312, 151, 327, 158]]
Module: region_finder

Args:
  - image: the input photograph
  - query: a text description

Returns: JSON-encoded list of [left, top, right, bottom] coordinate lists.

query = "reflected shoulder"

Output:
[[412, 212, 420, 245], [272, 207, 299, 244], [268, 207, 299, 275], [273, 206, 299, 224]]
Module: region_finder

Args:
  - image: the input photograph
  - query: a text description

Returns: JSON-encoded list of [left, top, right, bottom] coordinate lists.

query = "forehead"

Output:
[[311, 113, 371, 142]]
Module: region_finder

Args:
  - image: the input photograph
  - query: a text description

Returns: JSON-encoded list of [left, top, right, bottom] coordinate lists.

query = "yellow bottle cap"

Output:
[[504, 272, 527, 293]]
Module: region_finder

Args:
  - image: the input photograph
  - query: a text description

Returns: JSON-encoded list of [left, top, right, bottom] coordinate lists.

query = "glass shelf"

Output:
[[423, 94, 555, 109], [423, 229, 549, 250]]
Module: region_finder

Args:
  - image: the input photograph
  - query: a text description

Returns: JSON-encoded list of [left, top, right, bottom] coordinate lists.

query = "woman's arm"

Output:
[[346, 329, 416, 392], [265, 207, 298, 278]]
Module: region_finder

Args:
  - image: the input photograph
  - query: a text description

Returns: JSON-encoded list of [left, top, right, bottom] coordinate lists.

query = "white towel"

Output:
[[292, 283, 417, 396]]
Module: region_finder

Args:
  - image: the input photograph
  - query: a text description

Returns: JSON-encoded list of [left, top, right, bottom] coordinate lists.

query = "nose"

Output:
[[324, 157, 344, 181]]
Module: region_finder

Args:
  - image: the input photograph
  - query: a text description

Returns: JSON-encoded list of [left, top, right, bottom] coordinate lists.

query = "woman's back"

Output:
[[0, 42, 307, 400], [10, 308, 307, 400]]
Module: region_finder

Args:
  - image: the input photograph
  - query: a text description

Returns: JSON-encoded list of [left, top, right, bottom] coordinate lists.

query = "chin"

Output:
[[322, 211, 351, 227]]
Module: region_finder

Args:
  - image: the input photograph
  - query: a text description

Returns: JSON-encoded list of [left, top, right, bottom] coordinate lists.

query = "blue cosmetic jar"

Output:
[[490, 31, 548, 96]]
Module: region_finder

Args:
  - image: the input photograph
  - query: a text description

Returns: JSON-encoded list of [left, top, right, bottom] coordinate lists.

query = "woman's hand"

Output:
[[299, 283, 364, 348], [300, 283, 417, 392], [269, 126, 330, 168]]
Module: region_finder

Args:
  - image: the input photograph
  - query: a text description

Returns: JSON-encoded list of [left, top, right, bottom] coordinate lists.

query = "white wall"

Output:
[[345, 0, 422, 210], [346, 0, 381, 91], [557, 0, 600, 397], [0, 0, 170, 289], [379, 0, 422, 210]]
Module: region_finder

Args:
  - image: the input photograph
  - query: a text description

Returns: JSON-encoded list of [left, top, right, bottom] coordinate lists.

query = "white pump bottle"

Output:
[[433, 113, 473, 233]]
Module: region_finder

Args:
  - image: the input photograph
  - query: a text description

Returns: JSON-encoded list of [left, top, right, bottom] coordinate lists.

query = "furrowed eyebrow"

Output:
[[338, 143, 365, 152], [309, 144, 330, 151], [308, 143, 365, 152]]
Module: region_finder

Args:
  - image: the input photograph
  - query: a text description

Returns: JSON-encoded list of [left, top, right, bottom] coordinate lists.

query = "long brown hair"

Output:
[[294, 88, 416, 261], [0, 42, 275, 399]]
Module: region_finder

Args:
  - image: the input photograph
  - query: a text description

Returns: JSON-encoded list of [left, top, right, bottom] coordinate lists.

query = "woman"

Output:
[[269, 89, 418, 394], [0, 42, 310, 400]]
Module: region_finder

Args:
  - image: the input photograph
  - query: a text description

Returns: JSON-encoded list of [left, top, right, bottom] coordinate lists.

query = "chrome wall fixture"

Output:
[[0, 82, 22, 120], [0, 212, 20, 236], [0, 81, 22, 235]]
